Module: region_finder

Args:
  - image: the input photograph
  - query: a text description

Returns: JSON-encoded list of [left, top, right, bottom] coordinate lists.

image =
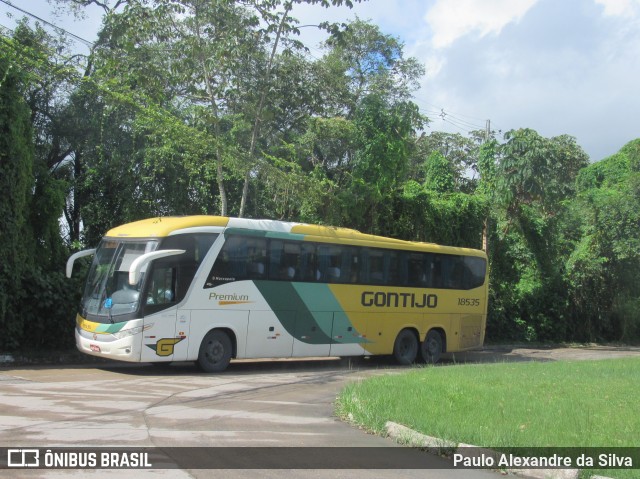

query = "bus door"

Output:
[[140, 261, 182, 363], [141, 309, 179, 362], [140, 233, 219, 363]]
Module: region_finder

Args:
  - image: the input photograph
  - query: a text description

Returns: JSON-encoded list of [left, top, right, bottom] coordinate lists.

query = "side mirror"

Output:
[[128, 249, 185, 285], [66, 249, 96, 278]]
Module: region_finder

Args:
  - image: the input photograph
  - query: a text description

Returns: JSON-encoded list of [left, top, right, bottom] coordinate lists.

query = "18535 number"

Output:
[[458, 298, 480, 307]]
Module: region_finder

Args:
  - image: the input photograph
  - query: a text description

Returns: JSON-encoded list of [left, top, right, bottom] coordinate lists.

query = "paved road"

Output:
[[446, 343, 640, 363], [1, 346, 638, 478]]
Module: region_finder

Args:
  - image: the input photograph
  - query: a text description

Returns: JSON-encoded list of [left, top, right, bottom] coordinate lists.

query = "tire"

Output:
[[392, 329, 418, 365], [197, 330, 232, 373], [421, 330, 443, 364]]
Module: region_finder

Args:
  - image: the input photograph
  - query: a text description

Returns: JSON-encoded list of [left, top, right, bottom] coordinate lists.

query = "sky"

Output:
[[2, 0, 639, 162]]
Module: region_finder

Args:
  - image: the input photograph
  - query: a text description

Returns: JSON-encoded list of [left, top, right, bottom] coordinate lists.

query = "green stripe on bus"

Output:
[[253, 281, 368, 345], [295, 284, 368, 343], [253, 281, 333, 344], [292, 283, 343, 339], [96, 322, 126, 334]]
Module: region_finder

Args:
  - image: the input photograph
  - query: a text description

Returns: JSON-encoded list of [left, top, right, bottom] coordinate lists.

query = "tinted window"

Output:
[[465, 256, 487, 289], [144, 233, 218, 311], [206, 236, 267, 287], [407, 253, 426, 287], [145, 262, 177, 312], [205, 234, 486, 290], [317, 244, 354, 283], [269, 240, 303, 281]]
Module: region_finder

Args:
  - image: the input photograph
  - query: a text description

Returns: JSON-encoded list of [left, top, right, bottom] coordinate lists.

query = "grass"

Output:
[[335, 358, 640, 478]]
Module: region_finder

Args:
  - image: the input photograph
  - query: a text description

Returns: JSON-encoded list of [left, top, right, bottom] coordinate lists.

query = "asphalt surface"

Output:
[[1, 345, 639, 478]]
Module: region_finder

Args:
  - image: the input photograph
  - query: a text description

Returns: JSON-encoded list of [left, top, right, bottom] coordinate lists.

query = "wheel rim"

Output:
[[400, 336, 415, 359], [423, 331, 442, 363], [427, 337, 440, 356], [206, 340, 224, 364]]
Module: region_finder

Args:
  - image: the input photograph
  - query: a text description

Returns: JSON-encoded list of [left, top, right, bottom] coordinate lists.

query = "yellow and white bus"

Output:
[[66, 216, 488, 372]]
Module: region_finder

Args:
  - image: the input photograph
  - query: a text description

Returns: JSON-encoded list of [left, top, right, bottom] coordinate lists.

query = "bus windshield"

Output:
[[81, 239, 158, 322]]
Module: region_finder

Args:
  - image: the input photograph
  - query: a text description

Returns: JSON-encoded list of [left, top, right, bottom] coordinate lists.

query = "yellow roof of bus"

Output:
[[106, 216, 230, 238], [105, 216, 486, 258]]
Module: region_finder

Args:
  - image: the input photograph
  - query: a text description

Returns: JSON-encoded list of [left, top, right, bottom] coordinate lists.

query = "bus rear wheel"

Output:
[[197, 330, 232, 373], [421, 330, 443, 364], [393, 329, 418, 365]]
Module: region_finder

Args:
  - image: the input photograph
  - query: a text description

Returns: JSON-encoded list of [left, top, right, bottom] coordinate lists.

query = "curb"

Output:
[[385, 421, 614, 479]]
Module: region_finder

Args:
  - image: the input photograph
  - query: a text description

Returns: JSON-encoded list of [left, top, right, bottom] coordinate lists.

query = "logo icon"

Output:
[[145, 337, 184, 356], [7, 449, 39, 468]]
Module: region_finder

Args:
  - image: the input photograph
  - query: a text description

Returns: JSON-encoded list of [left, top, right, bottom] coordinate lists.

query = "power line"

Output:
[[416, 96, 488, 123], [0, 0, 94, 47], [445, 112, 485, 129], [412, 97, 503, 136], [415, 100, 486, 128]]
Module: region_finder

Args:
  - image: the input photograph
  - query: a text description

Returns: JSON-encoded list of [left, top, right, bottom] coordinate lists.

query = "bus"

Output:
[[66, 216, 488, 372]]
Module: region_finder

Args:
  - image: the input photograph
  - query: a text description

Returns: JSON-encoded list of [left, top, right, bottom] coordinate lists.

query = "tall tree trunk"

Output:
[[194, 2, 228, 216], [238, 2, 292, 218]]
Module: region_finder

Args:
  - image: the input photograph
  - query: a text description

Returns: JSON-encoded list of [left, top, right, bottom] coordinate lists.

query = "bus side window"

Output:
[[428, 254, 442, 289], [269, 240, 300, 281], [465, 256, 487, 289], [339, 247, 356, 284], [317, 245, 345, 283], [439, 255, 452, 288], [317, 245, 330, 282], [359, 249, 370, 284], [298, 243, 317, 282], [408, 254, 425, 287], [161, 234, 197, 301], [146, 262, 177, 310], [398, 252, 409, 286], [244, 238, 267, 280], [228, 237, 248, 279], [350, 250, 360, 283], [206, 237, 237, 287], [385, 251, 400, 285], [269, 240, 284, 280], [368, 249, 385, 284], [449, 256, 466, 289], [285, 242, 302, 280], [206, 235, 266, 286]]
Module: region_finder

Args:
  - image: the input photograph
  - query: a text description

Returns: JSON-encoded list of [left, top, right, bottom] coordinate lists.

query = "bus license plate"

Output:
[[90, 344, 101, 352]]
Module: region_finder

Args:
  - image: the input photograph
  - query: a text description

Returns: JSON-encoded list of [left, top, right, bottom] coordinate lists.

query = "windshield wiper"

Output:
[[107, 300, 114, 324]]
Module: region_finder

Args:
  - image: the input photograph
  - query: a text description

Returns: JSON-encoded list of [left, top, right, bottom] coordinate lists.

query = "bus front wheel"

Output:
[[197, 330, 232, 373], [421, 330, 443, 364], [393, 329, 418, 365]]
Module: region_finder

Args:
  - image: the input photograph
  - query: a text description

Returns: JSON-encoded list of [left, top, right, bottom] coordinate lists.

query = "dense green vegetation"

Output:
[[1, 0, 638, 351]]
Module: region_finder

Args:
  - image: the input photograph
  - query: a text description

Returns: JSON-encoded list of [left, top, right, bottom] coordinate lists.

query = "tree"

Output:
[[0, 33, 80, 351], [423, 151, 455, 193], [0, 43, 35, 346], [298, 19, 425, 232], [410, 131, 484, 193], [495, 128, 588, 215], [319, 18, 424, 118], [565, 139, 640, 341], [5, 22, 79, 257], [481, 129, 590, 341], [71, 0, 365, 218]]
